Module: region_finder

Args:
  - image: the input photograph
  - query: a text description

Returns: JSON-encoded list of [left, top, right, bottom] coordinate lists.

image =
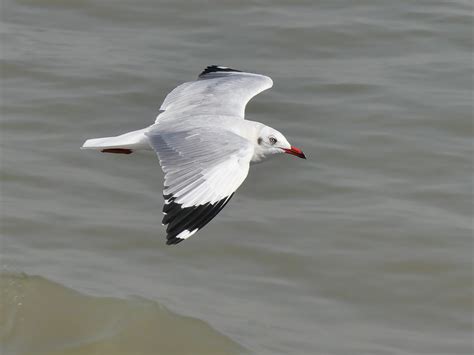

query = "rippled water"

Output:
[[1, 1, 472, 354]]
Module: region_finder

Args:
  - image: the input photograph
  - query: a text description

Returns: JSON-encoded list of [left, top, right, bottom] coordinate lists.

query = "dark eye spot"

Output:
[[257, 137, 263, 145], [269, 137, 277, 145]]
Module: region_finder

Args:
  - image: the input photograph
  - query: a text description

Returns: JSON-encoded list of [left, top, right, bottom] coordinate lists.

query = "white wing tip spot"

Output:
[[176, 228, 199, 240]]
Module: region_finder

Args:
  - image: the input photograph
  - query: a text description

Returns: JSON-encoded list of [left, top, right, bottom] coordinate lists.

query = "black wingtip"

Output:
[[199, 65, 242, 77], [166, 237, 184, 245], [162, 193, 234, 245]]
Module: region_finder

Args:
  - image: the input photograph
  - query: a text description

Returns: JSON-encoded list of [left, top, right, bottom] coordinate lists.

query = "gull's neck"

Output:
[[226, 119, 267, 163]]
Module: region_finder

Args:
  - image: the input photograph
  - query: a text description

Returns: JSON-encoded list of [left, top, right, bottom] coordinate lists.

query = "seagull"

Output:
[[82, 65, 306, 245]]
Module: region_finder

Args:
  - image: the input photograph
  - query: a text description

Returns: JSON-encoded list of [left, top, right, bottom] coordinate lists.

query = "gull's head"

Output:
[[253, 125, 306, 163]]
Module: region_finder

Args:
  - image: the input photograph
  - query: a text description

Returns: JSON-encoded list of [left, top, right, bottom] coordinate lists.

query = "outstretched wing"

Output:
[[156, 65, 273, 122], [146, 127, 254, 245]]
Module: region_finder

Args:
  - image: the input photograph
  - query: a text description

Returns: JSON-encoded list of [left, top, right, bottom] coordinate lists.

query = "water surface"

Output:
[[1, 0, 472, 354]]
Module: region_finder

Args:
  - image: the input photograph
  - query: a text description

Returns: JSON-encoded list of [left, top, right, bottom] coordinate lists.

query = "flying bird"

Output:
[[82, 65, 306, 245]]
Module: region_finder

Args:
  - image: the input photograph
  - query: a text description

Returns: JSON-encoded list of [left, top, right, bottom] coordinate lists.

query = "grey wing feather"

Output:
[[146, 128, 253, 207], [155, 69, 273, 122], [146, 128, 253, 243]]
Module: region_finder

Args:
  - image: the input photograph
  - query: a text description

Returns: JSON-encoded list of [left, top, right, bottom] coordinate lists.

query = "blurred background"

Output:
[[1, 0, 472, 354]]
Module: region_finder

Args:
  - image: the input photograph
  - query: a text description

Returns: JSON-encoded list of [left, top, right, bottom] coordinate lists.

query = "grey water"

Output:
[[1, 0, 472, 354]]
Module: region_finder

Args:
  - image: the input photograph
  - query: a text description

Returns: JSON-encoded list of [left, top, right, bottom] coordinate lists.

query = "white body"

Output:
[[81, 119, 273, 163]]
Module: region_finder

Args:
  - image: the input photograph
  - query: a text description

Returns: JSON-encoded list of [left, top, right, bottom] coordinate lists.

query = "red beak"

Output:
[[283, 146, 306, 159]]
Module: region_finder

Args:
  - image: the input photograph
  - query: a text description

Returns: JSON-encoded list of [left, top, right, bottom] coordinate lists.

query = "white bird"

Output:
[[82, 66, 306, 245]]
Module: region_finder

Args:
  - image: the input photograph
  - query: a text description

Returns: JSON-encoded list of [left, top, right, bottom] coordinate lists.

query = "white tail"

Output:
[[81, 128, 151, 154]]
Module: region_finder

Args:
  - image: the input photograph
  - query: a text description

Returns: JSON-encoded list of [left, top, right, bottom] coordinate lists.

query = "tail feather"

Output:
[[81, 128, 151, 152]]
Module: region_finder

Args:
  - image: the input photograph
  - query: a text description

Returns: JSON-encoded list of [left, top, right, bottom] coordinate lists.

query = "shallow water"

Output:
[[1, 0, 472, 354], [0, 273, 244, 355]]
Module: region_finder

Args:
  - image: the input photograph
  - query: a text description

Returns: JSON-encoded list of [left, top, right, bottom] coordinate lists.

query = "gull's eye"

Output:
[[269, 137, 277, 145]]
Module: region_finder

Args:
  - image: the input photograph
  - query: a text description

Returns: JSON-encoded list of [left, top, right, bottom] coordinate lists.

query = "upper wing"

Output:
[[146, 127, 254, 244], [155, 65, 273, 122]]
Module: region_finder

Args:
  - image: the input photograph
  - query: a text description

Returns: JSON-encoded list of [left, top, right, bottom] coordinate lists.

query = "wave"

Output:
[[0, 272, 246, 355]]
